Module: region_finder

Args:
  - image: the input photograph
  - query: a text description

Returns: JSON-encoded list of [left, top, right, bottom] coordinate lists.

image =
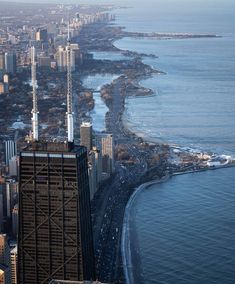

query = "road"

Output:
[[91, 78, 151, 283]]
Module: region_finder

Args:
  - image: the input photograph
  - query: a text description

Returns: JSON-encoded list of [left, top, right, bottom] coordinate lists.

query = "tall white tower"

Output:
[[66, 21, 74, 142], [31, 46, 39, 141]]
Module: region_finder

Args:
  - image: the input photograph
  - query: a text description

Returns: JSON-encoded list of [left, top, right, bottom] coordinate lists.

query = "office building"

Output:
[[4, 141, 17, 166], [80, 122, 92, 152], [88, 152, 97, 200], [4, 53, 16, 74], [0, 54, 5, 70], [8, 156, 18, 177], [96, 134, 114, 176], [56, 46, 75, 72], [3, 74, 9, 93], [10, 246, 17, 284], [35, 28, 48, 42], [18, 141, 95, 284], [0, 234, 11, 284], [11, 205, 18, 237]]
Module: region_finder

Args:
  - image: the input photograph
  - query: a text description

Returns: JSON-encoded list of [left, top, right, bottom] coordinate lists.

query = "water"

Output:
[[82, 74, 119, 131], [109, 1, 235, 283], [128, 168, 235, 284], [91, 51, 130, 61], [114, 30, 235, 155]]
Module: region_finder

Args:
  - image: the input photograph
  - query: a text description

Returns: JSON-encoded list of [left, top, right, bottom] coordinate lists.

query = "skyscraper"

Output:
[[4, 53, 16, 74], [96, 134, 114, 176], [35, 28, 48, 42], [18, 141, 95, 283], [80, 122, 92, 153], [0, 53, 5, 71], [4, 140, 17, 167], [10, 246, 17, 284]]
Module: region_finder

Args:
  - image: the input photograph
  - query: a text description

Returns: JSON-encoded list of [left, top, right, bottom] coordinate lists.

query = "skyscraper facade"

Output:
[[4, 141, 17, 167], [18, 141, 95, 284], [10, 246, 17, 284], [4, 53, 16, 74], [80, 122, 92, 153], [0, 54, 5, 71], [96, 134, 114, 176]]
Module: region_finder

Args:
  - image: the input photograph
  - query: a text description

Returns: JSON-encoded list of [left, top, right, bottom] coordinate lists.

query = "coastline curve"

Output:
[[121, 176, 170, 284]]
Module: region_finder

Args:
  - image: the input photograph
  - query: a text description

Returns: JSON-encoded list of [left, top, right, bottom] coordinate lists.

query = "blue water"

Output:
[[116, 36, 235, 154], [130, 168, 235, 284], [82, 74, 119, 131], [91, 51, 130, 61], [111, 1, 235, 283]]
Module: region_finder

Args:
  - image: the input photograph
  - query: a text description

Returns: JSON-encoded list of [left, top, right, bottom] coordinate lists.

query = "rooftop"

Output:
[[21, 140, 86, 154]]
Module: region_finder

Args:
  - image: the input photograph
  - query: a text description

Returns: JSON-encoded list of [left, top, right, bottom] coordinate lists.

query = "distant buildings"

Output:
[[88, 147, 102, 200], [56, 44, 80, 72], [35, 28, 48, 42], [0, 178, 18, 236], [4, 53, 16, 74], [18, 142, 96, 283], [0, 54, 5, 71]]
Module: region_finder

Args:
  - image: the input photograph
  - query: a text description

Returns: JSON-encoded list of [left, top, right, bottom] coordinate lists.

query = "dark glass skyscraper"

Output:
[[17, 141, 95, 284]]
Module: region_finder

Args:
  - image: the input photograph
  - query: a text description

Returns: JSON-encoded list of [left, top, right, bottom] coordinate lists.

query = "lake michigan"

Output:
[[112, 1, 235, 283]]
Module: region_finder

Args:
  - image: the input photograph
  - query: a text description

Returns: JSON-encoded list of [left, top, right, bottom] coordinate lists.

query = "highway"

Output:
[[91, 78, 152, 283]]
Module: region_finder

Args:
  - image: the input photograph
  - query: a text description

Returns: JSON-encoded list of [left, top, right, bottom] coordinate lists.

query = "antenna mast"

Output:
[[66, 20, 74, 142], [31, 46, 39, 141]]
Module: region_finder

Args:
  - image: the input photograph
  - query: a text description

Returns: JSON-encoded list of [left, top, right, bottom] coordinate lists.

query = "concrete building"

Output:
[[96, 134, 114, 177], [4, 53, 16, 74], [18, 142, 95, 283], [80, 122, 92, 153]]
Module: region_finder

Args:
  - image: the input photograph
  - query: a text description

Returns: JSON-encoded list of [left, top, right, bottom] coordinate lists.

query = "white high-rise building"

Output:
[[80, 122, 93, 152], [56, 46, 75, 72], [4, 141, 17, 166]]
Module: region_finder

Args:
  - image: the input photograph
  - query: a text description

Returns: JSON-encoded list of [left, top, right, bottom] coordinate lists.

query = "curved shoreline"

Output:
[[121, 163, 235, 283], [121, 175, 170, 284]]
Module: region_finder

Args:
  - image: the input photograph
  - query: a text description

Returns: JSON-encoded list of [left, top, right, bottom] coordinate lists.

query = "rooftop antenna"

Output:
[[31, 46, 39, 141], [66, 19, 74, 142]]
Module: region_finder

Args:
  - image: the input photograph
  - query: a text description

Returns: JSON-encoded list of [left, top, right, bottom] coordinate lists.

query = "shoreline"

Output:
[[121, 164, 235, 283], [78, 19, 235, 282], [121, 175, 170, 284]]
